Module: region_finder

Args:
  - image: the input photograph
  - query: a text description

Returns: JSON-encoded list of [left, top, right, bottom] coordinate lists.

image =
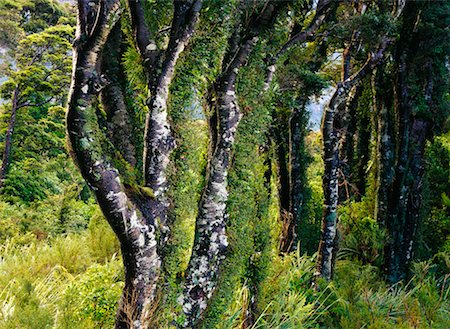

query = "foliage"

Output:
[[0, 0, 448, 328]]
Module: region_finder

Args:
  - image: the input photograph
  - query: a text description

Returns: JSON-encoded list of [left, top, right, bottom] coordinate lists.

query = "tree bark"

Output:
[[337, 85, 361, 200], [100, 24, 137, 167], [373, 67, 395, 227], [181, 3, 281, 326], [0, 87, 19, 189], [274, 113, 292, 253], [383, 56, 432, 283], [316, 44, 389, 280], [67, 2, 161, 328], [129, 0, 203, 238], [289, 106, 309, 250]]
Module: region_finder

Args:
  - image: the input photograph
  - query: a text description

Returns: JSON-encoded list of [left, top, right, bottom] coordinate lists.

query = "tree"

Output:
[[374, 0, 449, 283], [0, 23, 73, 189], [263, 0, 335, 253], [67, 0, 287, 327], [315, 1, 402, 281]]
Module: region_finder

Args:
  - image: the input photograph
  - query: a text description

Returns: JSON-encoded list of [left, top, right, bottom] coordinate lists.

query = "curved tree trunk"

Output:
[[67, 2, 160, 328], [181, 3, 281, 326], [129, 0, 202, 239], [100, 24, 137, 167]]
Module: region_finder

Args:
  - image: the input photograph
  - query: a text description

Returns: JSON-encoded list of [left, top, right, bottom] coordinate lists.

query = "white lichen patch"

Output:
[[146, 41, 157, 52]]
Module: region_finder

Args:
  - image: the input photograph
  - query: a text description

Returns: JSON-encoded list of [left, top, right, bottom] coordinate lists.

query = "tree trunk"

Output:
[[130, 0, 202, 238], [337, 85, 361, 200], [316, 87, 341, 281], [181, 3, 280, 325], [373, 67, 395, 227], [383, 56, 432, 283], [101, 24, 137, 167], [67, 2, 161, 328], [289, 105, 310, 249], [275, 113, 292, 253], [316, 43, 389, 280], [0, 87, 19, 189]]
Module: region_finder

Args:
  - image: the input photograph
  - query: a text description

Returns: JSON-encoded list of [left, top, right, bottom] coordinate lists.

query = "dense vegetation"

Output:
[[0, 0, 448, 328]]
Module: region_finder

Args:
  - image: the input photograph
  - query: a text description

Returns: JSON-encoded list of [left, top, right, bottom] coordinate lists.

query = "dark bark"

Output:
[[266, 0, 335, 253], [181, 3, 282, 326], [127, 0, 160, 77], [128, 0, 202, 237], [0, 87, 19, 189], [336, 86, 367, 202], [100, 24, 137, 167], [383, 57, 433, 283], [274, 114, 292, 253], [289, 106, 309, 249], [316, 43, 389, 281], [373, 67, 396, 227], [68, 2, 161, 328], [377, 1, 439, 282], [262, 0, 334, 91]]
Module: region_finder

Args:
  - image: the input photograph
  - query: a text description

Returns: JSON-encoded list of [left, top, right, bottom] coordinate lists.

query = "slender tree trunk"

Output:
[[287, 106, 308, 251], [316, 43, 389, 280], [336, 85, 360, 201], [101, 24, 137, 167], [0, 87, 19, 189], [316, 88, 341, 281], [351, 80, 373, 201], [373, 68, 395, 227], [275, 114, 292, 253]]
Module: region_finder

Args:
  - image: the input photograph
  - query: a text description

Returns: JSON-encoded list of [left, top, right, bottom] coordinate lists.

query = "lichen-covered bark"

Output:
[[316, 45, 388, 280], [129, 0, 202, 235], [316, 85, 343, 281], [181, 3, 280, 326], [0, 87, 19, 189], [67, 2, 160, 328]]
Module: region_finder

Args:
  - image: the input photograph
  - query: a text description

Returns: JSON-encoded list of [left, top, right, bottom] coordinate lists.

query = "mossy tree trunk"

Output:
[[181, 2, 282, 326], [128, 0, 203, 241], [67, 2, 162, 328]]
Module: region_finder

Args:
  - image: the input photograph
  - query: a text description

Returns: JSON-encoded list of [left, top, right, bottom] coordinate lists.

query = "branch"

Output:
[[127, 0, 160, 71], [262, 0, 335, 91], [143, 0, 202, 234], [342, 37, 391, 91], [17, 97, 53, 109]]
